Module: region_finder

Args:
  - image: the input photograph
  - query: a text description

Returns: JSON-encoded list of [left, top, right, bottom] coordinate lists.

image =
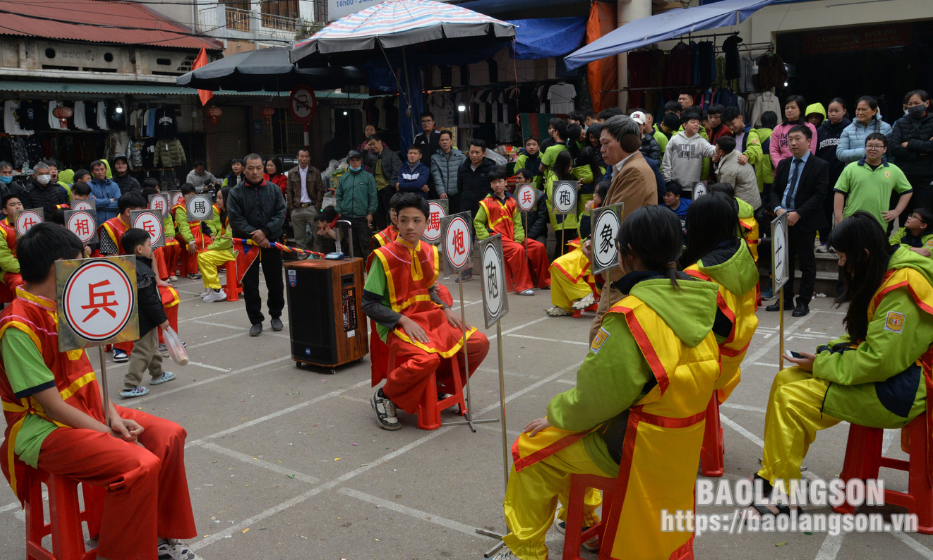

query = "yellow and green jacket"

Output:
[[890, 227, 933, 256]]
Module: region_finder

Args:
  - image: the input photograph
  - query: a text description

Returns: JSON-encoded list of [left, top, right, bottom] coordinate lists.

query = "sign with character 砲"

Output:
[[479, 234, 509, 329], [56, 256, 139, 351], [590, 202, 624, 274], [552, 180, 577, 216]]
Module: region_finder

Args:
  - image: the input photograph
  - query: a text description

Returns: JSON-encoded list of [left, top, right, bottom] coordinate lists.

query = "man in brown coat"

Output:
[[587, 114, 658, 341], [286, 146, 324, 254]]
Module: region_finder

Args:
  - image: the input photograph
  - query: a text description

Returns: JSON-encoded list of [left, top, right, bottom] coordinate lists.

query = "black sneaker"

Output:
[[249, 323, 262, 337], [371, 389, 401, 431], [271, 318, 284, 331]]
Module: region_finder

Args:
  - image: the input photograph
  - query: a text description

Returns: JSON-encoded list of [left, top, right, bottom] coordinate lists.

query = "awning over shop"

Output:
[[0, 82, 374, 99], [508, 17, 587, 60], [564, 0, 775, 70]]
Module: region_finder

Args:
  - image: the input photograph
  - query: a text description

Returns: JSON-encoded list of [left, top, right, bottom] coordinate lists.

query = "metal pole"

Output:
[[560, 213, 566, 258], [458, 270, 476, 432], [778, 286, 785, 371], [98, 346, 111, 428], [496, 319, 509, 491]]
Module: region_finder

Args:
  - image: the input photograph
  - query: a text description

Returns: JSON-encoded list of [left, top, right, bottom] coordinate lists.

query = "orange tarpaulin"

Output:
[[586, 0, 618, 114]]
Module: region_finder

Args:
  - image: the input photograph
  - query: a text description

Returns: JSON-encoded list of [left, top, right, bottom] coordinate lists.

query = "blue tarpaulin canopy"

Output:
[[564, 0, 775, 70], [509, 17, 587, 60]]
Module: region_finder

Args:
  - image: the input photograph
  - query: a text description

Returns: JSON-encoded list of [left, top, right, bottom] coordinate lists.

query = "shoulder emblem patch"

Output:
[[925, 239, 933, 249], [750, 138, 760, 145], [591, 327, 611, 354], [885, 311, 906, 333], [885, 171, 892, 178]]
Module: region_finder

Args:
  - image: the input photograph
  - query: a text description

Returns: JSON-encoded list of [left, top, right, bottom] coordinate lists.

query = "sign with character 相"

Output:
[[590, 202, 624, 275], [148, 193, 170, 218], [131, 210, 165, 248], [64, 209, 98, 245], [55, 256, 139, 351], [479, 234, 509, 329]]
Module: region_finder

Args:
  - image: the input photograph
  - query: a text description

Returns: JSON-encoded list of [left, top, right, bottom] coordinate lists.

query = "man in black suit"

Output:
[[767, 124, 829, 317]]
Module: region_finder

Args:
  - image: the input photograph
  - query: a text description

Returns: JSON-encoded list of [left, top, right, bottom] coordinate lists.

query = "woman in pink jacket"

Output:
[[769, 95, 818, 169]]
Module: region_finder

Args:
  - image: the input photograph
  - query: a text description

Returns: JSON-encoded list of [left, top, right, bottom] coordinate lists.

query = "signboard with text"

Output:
[[148, 193, 170, 218], [14, 208, 44, 238], [590, 202, 624, 275], [441, 211, 473, 275], [71, 199, 96, 213], [186, 194, 214, 222], [327, 0, 384, 21], [552, 180, 577, 216], [422, 199, 448, 244], [55, 256, 139, 351], [516, 184, 536, 212], [772, 212, 789, 293], [64, 209, 98, 244], [131, 210, 165, 249], [479, 234, 509, 329]]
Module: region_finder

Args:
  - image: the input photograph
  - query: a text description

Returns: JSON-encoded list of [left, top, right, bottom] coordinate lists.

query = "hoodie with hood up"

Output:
[[546, 272, 719, 475], [815, 247, 933, 428]]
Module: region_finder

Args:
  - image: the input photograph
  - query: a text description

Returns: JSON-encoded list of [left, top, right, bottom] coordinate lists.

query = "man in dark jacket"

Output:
[[814, 105, 850, 249], [456, 139, 498, 219], [889, 90, 933, 220], [23, 161, 68, 215], [767, 125, 829, 317], [227, 153, 287, 337], [111, 154, 141, 196], [365, 134, 402, 230], [525, 188, 549, 245], [412, 112, 442, 161]]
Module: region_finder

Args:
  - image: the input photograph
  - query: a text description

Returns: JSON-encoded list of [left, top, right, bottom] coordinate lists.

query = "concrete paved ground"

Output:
[[2, 273, 933, 559]]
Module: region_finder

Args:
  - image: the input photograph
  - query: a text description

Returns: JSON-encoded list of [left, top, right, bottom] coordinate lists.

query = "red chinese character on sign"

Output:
[[74, 219, 90, 238], [522, 190, 532, 205], [452, 228, 465, 256], [143, 220, 156, 238], [80, 280, 118, 321], [430, 211, 441, 231], [22, 217, 36, 230]]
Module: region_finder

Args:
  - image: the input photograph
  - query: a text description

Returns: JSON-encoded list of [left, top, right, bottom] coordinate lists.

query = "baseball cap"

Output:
[[629, 111, 647, 126]]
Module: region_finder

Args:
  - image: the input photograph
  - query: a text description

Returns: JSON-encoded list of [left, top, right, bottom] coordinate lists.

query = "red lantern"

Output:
[[52, 105, 73, 128], [260, 106, 275, 124], [206, 106, 223, 124]]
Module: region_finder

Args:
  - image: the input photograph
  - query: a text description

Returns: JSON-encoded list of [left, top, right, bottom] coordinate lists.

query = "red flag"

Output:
[[192, 47, 214, 106], [235, 239, 260, 284]]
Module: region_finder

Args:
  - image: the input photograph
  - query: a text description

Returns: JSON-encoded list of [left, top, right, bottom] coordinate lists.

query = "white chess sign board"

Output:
[[479, 234, 509, 329]]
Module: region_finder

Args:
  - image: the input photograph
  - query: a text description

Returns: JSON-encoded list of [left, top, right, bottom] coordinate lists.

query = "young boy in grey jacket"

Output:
[[661, 110, 717, 197]]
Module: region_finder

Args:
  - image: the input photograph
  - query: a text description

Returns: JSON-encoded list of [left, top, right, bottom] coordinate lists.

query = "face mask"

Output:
[[909, 105, 927, 119], [0, 176, 11, 185], [37, 174, 51, 185], [349, 165, 361, 172]]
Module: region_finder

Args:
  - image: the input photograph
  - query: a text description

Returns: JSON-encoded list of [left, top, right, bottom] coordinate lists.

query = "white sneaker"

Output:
[[489, 549, 518, 560], [516, 289, 535, 296], [816, 243, 829, 253], [157, 539, 202, 560], [572, 293, 596, 310], [202, 289, 227, 302], [546, 306, 573, 317], [200, 288, 212, 297]]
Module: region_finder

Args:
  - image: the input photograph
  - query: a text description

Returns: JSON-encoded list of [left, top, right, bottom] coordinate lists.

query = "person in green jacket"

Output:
[[198, 186, 237, 302], [751, 212, 933, 517], [722, 107, 765, 190], [498, 205, 720, 560], [544, 151, 581, 260], [539, 118, 571, 175], [890, 207, 933, 258], [336, 150, 378, 261]]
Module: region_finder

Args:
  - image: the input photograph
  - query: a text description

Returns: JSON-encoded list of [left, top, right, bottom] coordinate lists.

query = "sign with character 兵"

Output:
[[186, 194, 214, 222], [590, 202, 624, 274], [478, 234, 509, 329], [64, 210, 98, 244], [14, 208, 44, 238], [441, 212, 473, 275], [516, 184, 537, 212], [56, 256, 139, 351], [131, 210, 165, 248], [422, 199, 448, 244], [552, 180, 577, 215]]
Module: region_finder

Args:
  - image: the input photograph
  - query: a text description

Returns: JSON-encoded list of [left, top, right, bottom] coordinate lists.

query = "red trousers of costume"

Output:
[[503, 239, 551, 293], [36, 406, 196, 560], [384, 332, 490, 415], [154, 244, 181, 280]]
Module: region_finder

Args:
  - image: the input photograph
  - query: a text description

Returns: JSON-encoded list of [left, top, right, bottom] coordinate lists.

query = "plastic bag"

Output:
[[162, 326, 189, 366]]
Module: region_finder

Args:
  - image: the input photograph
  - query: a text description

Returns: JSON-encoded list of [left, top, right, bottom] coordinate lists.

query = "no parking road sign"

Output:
[[64, 210, 98, 244], [422, 199, 448, 244], [131, 210, 165, 248], [441, 211, 472, 275], [516, 184, 536, 212], [479, 234, 508, 329], [14, 208, 43, 238], [590, 202, 624, 274], [56, 256, 138, 351]]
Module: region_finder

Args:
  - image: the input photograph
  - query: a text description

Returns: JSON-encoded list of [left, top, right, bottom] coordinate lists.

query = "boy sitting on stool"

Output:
[[474, 167, 550, 296], [363, 193, 489, 430]]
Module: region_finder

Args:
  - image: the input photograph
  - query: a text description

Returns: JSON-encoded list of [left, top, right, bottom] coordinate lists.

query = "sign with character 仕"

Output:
[[14, 208, 44, 238], [441, 212, 472, 275], [479, 234, 509, 329], [186, 194, 214, 222], [422, 199, 448, 244], [56, 256, 139, 351], [64, 210, 98, 244], [131, 210, 165, 248], [590, 202, 624, 274]]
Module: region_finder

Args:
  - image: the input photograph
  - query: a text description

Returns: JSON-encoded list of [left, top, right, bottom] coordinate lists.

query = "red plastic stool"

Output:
[[833, 414, 933, 534], [386, 353, 468, 430], [24, 466, 104, 560], [700, 392, 724, 477], [562, 474, 616, 559], [221, 260, 243, 302]]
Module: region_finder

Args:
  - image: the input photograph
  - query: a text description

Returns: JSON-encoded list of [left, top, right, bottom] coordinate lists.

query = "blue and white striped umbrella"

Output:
[[289, 0, 514, 64]]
